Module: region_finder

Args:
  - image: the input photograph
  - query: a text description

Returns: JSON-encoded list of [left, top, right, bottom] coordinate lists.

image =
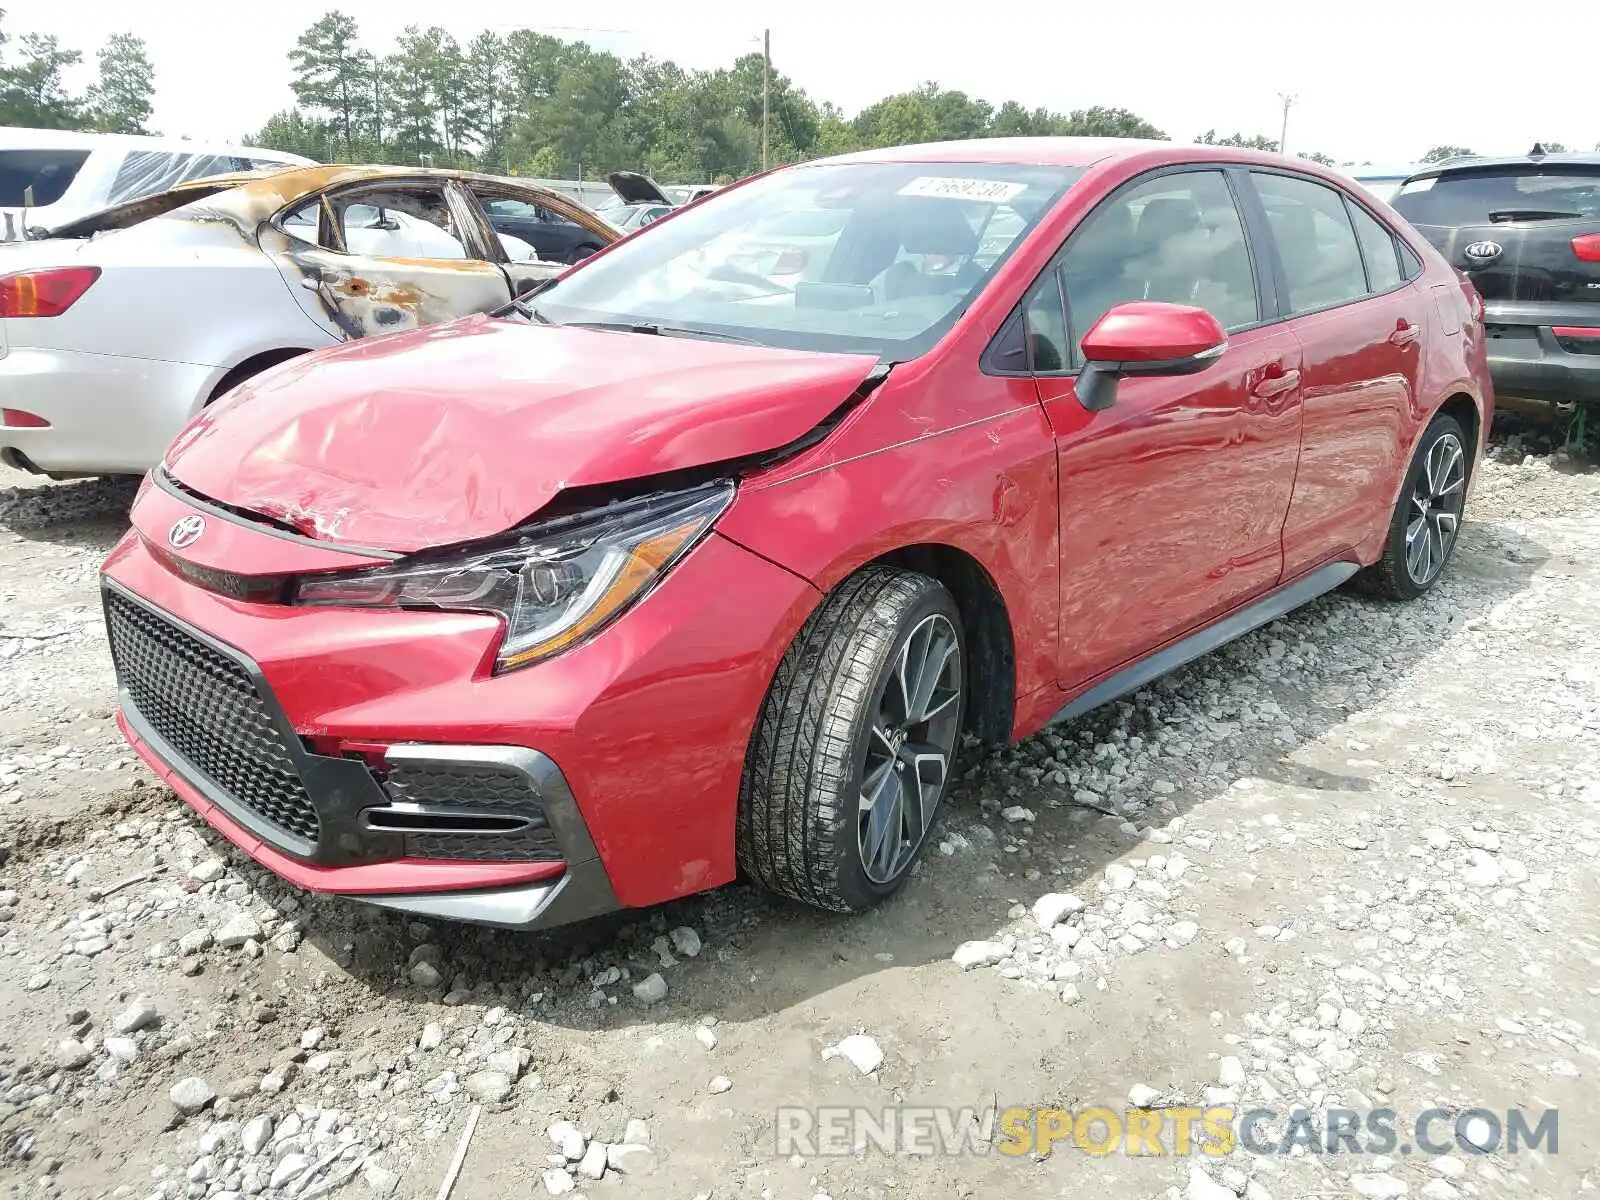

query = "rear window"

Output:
[[1392, 166, 1600, 226], [0, 149, 91, 207]]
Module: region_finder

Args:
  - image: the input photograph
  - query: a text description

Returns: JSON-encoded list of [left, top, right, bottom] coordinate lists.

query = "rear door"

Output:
[[270, 178, 512, 340], [1015, 167, 1304, 689], [1249, 170, 1431, 577], [466, 181, 618, 290]]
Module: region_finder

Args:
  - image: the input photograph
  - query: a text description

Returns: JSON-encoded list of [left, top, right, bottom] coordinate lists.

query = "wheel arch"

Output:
[[206, 347, 313, 405], [865, 542, 1017, 745]]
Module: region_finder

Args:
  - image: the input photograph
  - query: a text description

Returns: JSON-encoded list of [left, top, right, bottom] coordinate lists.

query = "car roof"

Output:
[[1404, 150, 1600, 183], [0, 126, 312, 162], [814, 136, 1352, 176]]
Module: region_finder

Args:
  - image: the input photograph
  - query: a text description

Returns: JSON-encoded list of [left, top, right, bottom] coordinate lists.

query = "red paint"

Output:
[[1553, 325, 1600, 339], [103, 139, 1493, 918], [162, 316, 878, 552], [1080, 302, 1226, 362]]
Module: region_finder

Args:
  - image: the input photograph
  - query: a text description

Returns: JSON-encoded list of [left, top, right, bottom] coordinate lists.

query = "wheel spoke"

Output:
[[1435, 511, 1459, 537], [1405, 517, 1428, 579], [1424, 440, 1442, 495], [870, 779, 903, 877], [906, 632, 956, 724], [905, 745, 948, 839]]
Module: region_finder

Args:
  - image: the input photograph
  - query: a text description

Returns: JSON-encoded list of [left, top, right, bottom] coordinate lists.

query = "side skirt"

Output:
[[1047, 561, 1360, 727]]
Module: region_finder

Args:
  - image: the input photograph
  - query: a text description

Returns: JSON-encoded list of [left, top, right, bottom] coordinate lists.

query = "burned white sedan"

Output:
[[0, 164, 619, 478]]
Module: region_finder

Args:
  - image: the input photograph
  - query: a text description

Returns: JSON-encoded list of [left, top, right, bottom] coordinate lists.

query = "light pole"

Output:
[[1278, 93, 1296, 155]]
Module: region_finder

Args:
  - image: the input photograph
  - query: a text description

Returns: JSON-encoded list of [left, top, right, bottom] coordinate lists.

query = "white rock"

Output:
[[1462, 850, 1502, 887], [409, 962, 443, 988], [214, 913, 263, 948], [951, 940, 1008, 969], [1351, 1175, 1408, 1198], [56, 1039, 92, 1070], [606, 1143, 657, 1176], [113, 997, 159, 1034], [300, 1027, 324, 1050], [547, 1122, 586, 1162], [633, 973, 669, 1004], [1128, 1083, 1162, 1108], [1105, 864, 1137, 891], [241, 1115, 273, 1156], [1000, 806, 1035, 823], [669, 927, 703, 957], [695, 1025, 718, 1050], [1218, 1056, 1245, 1087], [1431, 1157, 1465, 1179], [1184, 1165, 1237, 1200], [418, 1021, 443, 1051], [541, 1168, 576, 1196], [1031, 893, 1084, 928], [822, 1034, 884, 1075], [576, 1140, 608, 1180], [266, 1153, 314, 1192], [103, 1036, 139, 1064], [624, 1118, 650, 1146], [708, 1075, 733, 1094], [1419, 1183, 1458, 1200], [1164, 920, 1199, 947], [187, 858, 225, 884], [169, 1077, 214, 1115], [464, 1070, 513, 1102]]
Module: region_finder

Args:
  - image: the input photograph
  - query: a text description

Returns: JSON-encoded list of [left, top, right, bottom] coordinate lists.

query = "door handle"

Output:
[[1389, 318, 1421, 346], [1250, 367, 1301, 400]]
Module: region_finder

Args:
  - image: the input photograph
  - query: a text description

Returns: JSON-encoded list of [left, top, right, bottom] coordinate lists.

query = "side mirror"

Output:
[[1075, 301, 1228, 412]]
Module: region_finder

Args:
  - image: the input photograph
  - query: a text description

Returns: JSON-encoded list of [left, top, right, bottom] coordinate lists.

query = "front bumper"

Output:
[[101, 476, 820, 919]]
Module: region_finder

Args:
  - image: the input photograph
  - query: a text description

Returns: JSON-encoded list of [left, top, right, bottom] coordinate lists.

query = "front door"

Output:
[[1026, 168, 1305, 690], [269, 178, 512, 341]]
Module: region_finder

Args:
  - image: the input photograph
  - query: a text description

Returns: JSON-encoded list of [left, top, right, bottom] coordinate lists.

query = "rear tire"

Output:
[[1354, 411, 1469, 600], [737, 567, 965, 913]]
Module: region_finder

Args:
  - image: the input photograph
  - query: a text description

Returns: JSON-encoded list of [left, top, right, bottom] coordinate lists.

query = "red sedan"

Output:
[[102, 139, 1491, 928]]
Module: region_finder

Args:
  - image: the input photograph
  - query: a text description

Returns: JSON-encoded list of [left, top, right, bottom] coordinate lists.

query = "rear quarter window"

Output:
[[0, 149, 91, 207]]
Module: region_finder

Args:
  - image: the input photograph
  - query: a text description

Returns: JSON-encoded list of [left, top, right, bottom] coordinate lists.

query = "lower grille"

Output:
[[379, 757, 560, 861], [104, 587, 321, 848]]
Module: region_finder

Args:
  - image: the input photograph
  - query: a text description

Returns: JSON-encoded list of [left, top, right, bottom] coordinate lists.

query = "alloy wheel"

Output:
[[1405, 431, 1466, 586], [857, 613, 963, 885]]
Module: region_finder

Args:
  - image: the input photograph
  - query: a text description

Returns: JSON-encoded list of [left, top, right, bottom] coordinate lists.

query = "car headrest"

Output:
[[896, 199, 980, 257], [1136, 197, 1201, 246]]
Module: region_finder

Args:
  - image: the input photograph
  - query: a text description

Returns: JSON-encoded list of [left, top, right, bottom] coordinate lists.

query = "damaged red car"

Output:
[[102, 139, 1491, 929]]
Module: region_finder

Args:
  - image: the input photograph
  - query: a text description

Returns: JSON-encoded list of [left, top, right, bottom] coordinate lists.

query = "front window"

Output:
[[529, 161, 1081, 358]]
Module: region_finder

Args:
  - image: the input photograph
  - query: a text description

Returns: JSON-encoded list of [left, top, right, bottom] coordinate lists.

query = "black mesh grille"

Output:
[[105, 588, 321, 847], [406, 828, 561, 861], [383, 759, 559, 861]]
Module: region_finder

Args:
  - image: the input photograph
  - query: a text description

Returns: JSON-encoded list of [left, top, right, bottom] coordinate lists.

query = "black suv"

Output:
[[1392, 147, 1600, 406]]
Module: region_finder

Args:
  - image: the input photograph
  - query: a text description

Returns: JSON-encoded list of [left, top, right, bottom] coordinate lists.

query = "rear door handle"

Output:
[[1389, 318, 1422, 346]]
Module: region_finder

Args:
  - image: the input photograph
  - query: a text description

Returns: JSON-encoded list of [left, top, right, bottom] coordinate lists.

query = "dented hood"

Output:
[[162, 315, 879, 553]]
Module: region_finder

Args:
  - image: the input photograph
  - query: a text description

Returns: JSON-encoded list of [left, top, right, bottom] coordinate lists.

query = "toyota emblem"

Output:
[[168, 515, 206, 549], [1463, 240, 1503, 262]]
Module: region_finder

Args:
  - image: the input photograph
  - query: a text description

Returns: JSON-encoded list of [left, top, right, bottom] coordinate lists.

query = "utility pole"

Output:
[[762, 29, 771, 173], [1278, 93, 1296, 155]]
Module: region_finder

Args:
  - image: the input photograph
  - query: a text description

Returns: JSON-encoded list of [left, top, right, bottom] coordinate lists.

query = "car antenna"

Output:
[[1529, 142, 1547, 160]]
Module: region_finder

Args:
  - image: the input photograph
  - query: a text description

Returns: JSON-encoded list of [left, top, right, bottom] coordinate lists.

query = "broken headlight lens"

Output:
[[292, 482, 734, 671]]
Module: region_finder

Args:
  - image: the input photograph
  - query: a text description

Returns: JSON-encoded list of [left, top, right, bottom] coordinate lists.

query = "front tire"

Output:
[[737, 567, 965, 913], [1355, 411, 1469, 600]]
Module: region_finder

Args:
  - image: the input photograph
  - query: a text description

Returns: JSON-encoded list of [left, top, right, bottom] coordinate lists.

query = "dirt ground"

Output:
[[0, 426, 1597, 1200]]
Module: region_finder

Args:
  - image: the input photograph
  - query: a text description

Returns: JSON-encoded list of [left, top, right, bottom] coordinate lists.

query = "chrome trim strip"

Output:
[[360, 875, 569, 928]]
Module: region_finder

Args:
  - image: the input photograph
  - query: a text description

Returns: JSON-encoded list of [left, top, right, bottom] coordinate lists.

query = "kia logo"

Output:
[[168, 515, 206, 549], [1463, 240, 1502, 262]]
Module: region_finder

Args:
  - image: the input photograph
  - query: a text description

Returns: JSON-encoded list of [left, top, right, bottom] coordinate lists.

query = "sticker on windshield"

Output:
[[897, 176, 1028, 203]]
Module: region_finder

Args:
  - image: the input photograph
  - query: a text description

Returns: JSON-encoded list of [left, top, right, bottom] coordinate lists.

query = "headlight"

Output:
[[293, 482, 733, 671]]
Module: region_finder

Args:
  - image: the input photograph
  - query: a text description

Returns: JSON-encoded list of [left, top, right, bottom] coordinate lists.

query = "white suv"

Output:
[[0, 127, 313, 240]]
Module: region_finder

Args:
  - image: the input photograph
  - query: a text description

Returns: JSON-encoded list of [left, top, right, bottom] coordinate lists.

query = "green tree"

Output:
[[84, 32, 154, 134], [248, 108, 338, 161], [1196, 129, 1277, 150], [383, 27, 444, 164], [289, 10, 367, 159], [1421, 145, 1474, 162], [1060, 106, 1164, 139], [0, 32, 82, 128], [463, 32, 509, 168]]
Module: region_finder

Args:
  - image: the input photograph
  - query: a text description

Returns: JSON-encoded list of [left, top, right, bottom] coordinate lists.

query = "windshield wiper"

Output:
[[563, 320, 765, 346], [1487, 208, 1581, 222]]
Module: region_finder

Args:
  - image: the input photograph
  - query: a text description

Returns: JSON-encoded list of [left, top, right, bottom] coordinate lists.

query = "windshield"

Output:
[[529, 160, 1081, 358], [1392, 166, 1600, 225], [0, 149, 91, 207]]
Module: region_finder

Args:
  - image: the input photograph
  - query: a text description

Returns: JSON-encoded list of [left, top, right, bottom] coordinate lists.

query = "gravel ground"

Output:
[[0, 428, 1597, 1200]]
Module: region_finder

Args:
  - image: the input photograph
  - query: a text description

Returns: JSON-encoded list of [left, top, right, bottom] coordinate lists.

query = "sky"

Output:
[[7, 0, 1598, 168]]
